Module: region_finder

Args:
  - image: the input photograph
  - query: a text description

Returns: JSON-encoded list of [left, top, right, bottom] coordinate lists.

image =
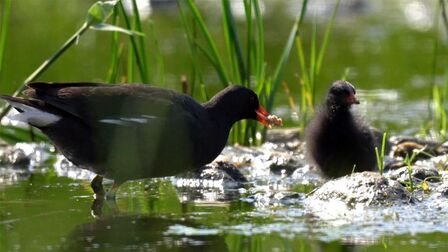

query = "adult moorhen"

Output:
[[305, 80, 376, 178], [1, 82, 282, 197]]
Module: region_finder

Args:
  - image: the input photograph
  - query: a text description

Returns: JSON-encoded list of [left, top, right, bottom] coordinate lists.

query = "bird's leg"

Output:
[[106, 182, 122, 200], [91, 196, 105, 218], [90, 175, 105, 198]]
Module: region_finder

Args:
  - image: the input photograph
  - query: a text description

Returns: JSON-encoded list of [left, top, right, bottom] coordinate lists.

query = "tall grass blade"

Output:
[[316, 0, 340, 75], [222, 0, 246, 84], [106, 7, 121, 83], [185, 0, 229, 87], [131, 0, 149, 82], [149, 22, 165, 85], [298, 0, 309, 24], [253, 0, 265, 90], [222, 1, 239, 84], [0, 0, 133, 120], [118, 1, 148, 83], [244, 0, 252, 87], [0, 0, 11, 77], [128, 38, 136, 82], [309, 21, 317, 100], [262, 0, 309, 141], [176, 0, 205, 98], [265, 15, 300, 113], [376, 132, 387, 175]]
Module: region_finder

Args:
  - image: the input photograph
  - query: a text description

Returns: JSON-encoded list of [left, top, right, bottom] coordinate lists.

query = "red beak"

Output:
[[348, 93, 360, 105], [255, 105, 271, 127]]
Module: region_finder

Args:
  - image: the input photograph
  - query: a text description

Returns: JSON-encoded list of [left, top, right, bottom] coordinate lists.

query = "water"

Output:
[[2, 0, 448, 251], [2, 139, 448, 251]]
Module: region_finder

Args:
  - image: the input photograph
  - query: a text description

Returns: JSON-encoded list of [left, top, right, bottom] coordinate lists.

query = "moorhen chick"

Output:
[[305, 80, 376, 178], [1, 82, 282, 197]]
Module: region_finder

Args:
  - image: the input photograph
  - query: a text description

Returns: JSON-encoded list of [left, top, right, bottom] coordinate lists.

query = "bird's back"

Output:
[[6, 83, 210, 181]]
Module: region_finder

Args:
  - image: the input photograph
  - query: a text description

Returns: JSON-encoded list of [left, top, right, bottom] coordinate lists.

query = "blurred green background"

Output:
[[2, 0, 447, 135]]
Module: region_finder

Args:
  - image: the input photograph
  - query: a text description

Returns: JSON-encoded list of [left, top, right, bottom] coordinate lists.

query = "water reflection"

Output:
[[61, 215, 229, 251]]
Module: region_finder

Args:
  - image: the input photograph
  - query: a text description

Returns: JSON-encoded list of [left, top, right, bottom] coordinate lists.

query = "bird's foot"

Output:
[[91, 175, 105, 197]]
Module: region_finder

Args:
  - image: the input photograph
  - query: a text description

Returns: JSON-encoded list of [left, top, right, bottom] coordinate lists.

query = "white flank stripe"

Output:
[[6, 101, 61, 127], [99, 116, 156, 125], [99, 119, 128, 125]]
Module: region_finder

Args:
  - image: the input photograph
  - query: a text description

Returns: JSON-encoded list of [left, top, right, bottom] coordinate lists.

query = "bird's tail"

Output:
[[0, 96, 61, 127]]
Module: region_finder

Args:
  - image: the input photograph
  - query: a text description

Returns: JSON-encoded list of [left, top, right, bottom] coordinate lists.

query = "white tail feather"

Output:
[[6, 100, 61, 127]]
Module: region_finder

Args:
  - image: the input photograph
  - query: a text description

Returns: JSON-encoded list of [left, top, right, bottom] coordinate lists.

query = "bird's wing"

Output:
[[23, 82, 204, 125]]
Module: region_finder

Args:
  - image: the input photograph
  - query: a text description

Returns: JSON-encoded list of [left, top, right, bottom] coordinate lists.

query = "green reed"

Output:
[[0, 0, 335, 146], [295, 0, 340, 131], [403, 152, 417, 192], [177, 0, 307, 145], [428, 0, 448, 140], [0, 1, 146, 142], [375, 132, 388, 176], [0, 0, 11, 79]]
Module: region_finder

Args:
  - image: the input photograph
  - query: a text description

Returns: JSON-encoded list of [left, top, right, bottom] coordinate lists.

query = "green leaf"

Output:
[[86, 0, 119, 25], [0, 125, 47, 144], [0, 0, 11, 77], [90, 23, 144, 36]]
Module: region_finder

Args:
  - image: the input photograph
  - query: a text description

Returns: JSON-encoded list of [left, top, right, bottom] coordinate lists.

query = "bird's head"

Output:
[[206, 85, 282, 127], [326, 80, 359, 110]]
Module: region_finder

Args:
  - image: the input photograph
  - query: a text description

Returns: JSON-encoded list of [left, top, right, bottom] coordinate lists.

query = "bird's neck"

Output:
[[192, 105, 235, 165], [203, 102, 239, 127], [325, 104, 352, 120]]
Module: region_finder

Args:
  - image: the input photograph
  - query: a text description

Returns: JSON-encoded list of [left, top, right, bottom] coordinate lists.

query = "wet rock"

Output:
[[175, 161, 246, 188], [387, 165, 440, 183], [0, 145, 30, 167], [434, 183, 448, 197], [310, 172, 412, 207], [265, 128, 302, 151], [0, 143, 52, 168], [216, 143, 307, 178], [207, 161, 247, 183], [173, 162, 245, 203], [390, 136, 447, 161], [216, 145, 263, 167], [265, 128, 300, 144], [420, 154, 448, 171], [290, 165, 324, 185]]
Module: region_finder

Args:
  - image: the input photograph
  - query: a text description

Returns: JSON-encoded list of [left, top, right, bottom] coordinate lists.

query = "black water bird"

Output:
[[305, 80, 376, 178], [1, 82, 282, 197]]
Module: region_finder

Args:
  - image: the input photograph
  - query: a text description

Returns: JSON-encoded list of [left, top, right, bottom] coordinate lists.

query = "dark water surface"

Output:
[[2, 0, 448, 251]]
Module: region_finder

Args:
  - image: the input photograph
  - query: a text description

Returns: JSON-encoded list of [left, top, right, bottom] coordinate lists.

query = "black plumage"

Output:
[[305, 80, 377, 178]]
